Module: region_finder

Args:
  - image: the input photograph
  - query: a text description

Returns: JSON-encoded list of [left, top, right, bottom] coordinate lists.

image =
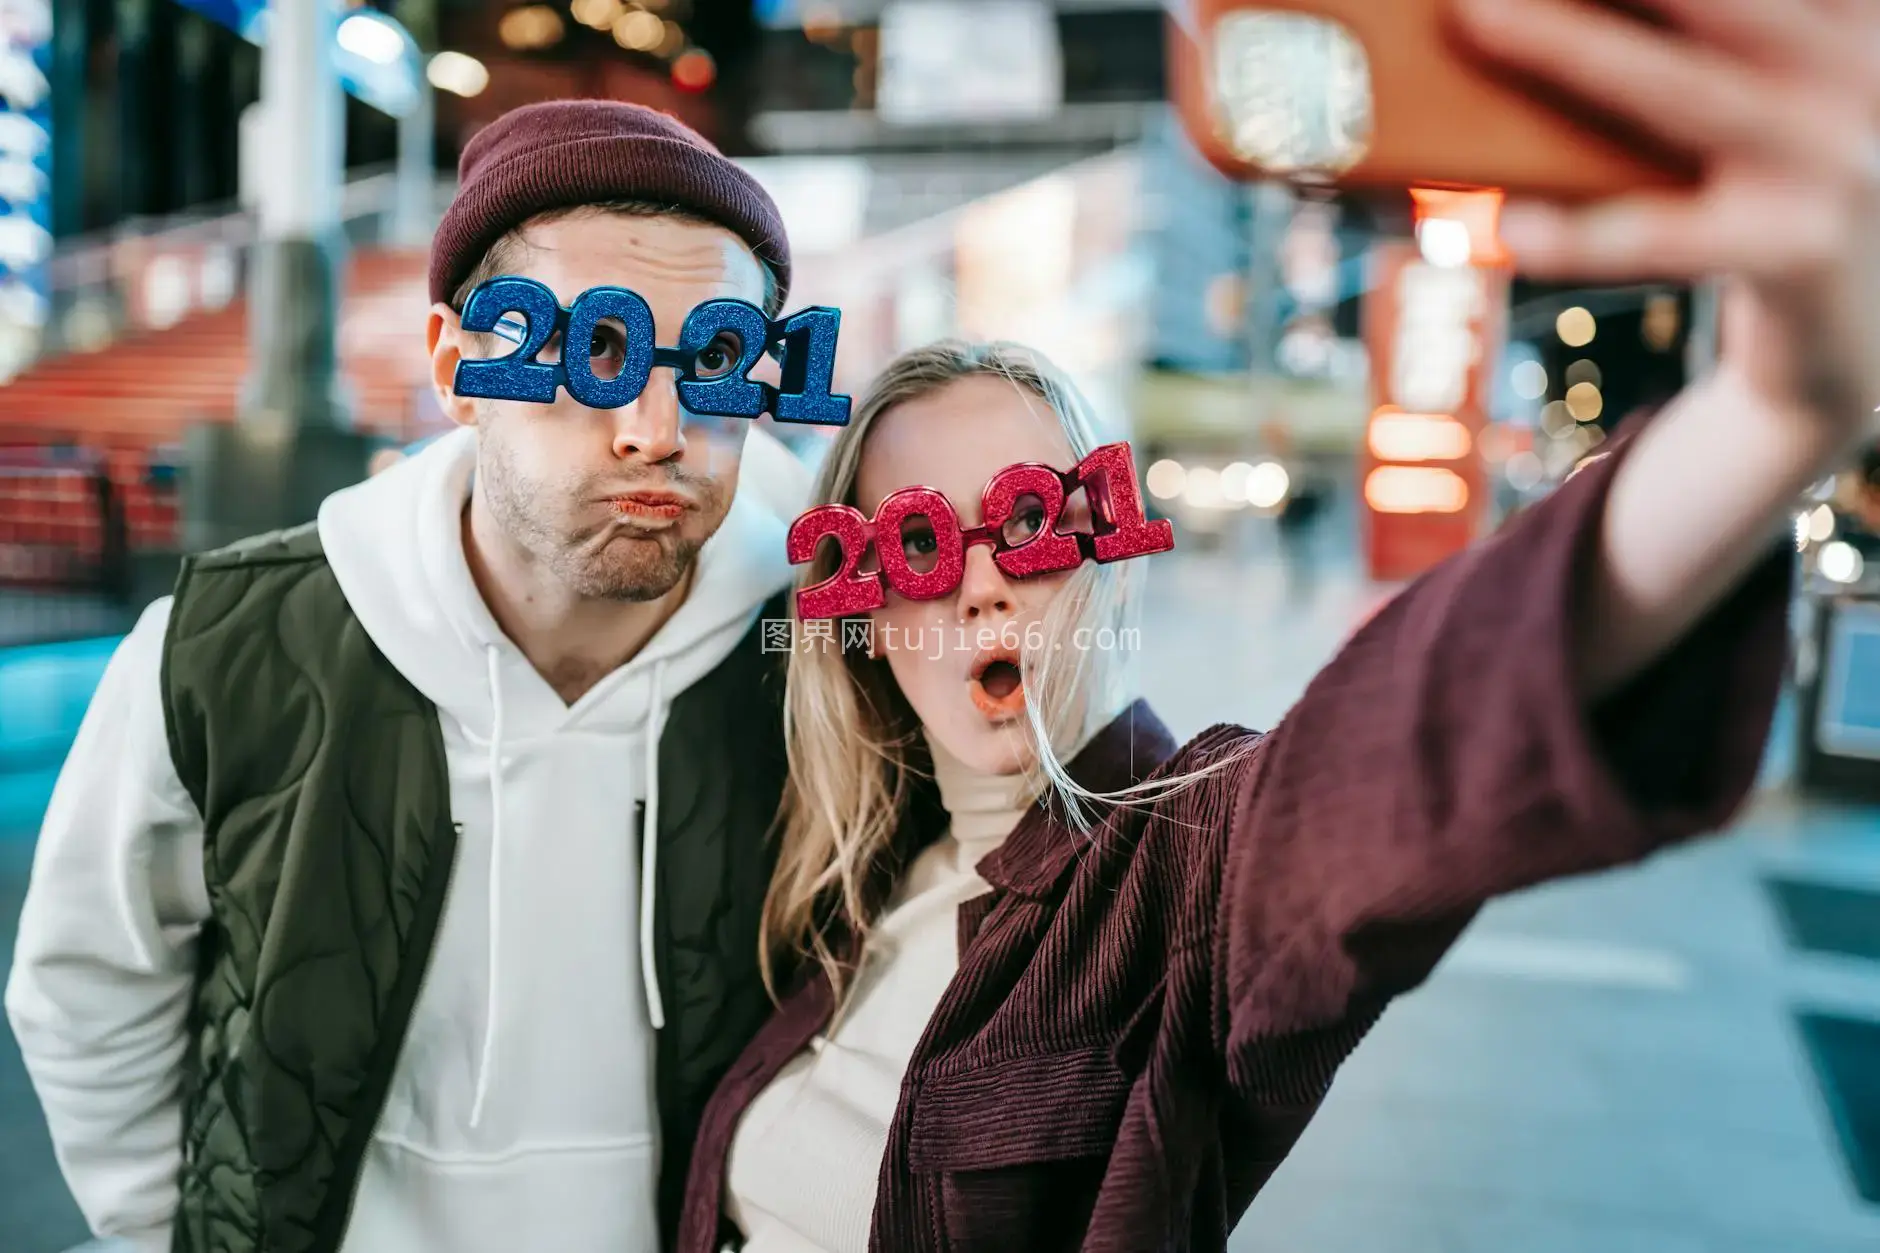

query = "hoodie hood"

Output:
[[319, 424, 803, 746], [317, 424, 804, 1103]]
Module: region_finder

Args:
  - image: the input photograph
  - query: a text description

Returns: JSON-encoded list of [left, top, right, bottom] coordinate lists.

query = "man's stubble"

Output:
[[476, 414, 724, 603]]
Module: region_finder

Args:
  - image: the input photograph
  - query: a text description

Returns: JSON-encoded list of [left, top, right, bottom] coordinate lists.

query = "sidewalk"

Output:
[[1226, 792, 1880, 1253]]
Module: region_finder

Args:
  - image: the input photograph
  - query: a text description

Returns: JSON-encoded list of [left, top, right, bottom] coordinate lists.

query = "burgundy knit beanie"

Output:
[[428, 99, 791, 309]]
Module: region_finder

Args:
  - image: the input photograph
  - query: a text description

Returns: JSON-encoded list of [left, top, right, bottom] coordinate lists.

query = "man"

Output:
[[7, 100, 810, 1253]]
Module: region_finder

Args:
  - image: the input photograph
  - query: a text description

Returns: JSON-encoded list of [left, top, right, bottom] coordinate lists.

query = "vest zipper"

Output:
[[309, 816, 463, 1253], [645, 797, 684, 1252]]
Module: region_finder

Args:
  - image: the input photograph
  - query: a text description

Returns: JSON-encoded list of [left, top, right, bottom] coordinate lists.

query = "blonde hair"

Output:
[[760, 339, 1254, 1003]]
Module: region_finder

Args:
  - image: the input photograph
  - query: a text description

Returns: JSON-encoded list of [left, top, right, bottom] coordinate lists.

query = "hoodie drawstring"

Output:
[[469, 644, 507, 1130], [639, 659, 668, 1031], [468, 648, 669, 1128]]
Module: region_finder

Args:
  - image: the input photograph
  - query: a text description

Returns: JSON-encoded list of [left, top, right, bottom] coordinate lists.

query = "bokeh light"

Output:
[[1821, 540, 1864, 584], [1146, 459, 1186, 501], [427, 51, 489, 97], [1556, 306, 1596, 348], [1539, 400, 1574, 439], [498, 4, 564, 50], [571, 0, 623, 29], [1183, 465, 1223, 509], [1246, 461, 1290, 509], [613, 9, 663, 50], [1564, 381, 1603, 423], [1505, 451, 1544, 491], [673, 48, 716, 90]]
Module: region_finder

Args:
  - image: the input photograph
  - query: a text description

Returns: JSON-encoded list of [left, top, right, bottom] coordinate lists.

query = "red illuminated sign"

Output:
[[1360, 191, 1510, 582]]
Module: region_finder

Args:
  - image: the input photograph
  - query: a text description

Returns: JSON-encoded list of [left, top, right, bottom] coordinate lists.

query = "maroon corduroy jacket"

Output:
[[678, 441, 1793, 1253]]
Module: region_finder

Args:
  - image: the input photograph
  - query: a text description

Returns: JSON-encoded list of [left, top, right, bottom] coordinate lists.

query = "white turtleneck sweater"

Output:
[[723, 732, 1040, 1253]]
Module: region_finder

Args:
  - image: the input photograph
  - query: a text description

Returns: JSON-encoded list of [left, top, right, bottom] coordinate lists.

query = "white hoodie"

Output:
[[5, 425, 809, 1253]]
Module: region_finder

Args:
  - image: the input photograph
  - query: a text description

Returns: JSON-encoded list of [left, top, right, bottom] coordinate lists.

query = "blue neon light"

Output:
[[169, 0, 421, 117], [0, 1, 53, 345]]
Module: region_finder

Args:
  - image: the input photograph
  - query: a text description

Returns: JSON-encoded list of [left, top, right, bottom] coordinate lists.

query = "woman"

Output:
[[680, 1, 1880, 1249]]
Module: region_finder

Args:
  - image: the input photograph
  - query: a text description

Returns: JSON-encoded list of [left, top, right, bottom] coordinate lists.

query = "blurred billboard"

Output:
[[876, 1, 1062, 124], [0, 0, 51, 384]]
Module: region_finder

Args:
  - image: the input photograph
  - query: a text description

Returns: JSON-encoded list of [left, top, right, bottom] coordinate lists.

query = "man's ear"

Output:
[[428, 302, 481, 429]]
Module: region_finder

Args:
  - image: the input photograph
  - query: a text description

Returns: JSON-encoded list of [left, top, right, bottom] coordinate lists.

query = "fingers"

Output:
[[1498, 195, 1708, 281], [1813, 0, 1880, 24], [1716, 280, 1804, 400], [1448, 0, 1869, 175], [1625, 0, 1876, 85], [1499, 177, 1848, 280]]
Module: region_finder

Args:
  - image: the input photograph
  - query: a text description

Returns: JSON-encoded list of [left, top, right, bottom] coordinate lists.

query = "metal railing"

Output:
[[750, 100, 1160, 153], [0, 449, 132, 600]]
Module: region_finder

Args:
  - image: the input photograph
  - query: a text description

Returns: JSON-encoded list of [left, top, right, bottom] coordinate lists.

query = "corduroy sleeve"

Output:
[[1210, 427, 1792, 1104]]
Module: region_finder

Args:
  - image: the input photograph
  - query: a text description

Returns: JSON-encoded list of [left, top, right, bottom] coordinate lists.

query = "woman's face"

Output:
[[855, 374, 1090, 775]]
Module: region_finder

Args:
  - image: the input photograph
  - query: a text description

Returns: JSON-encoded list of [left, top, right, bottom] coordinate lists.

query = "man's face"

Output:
[[428, 209, 774, 601]]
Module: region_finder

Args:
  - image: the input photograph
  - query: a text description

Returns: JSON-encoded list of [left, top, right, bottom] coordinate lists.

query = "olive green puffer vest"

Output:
[[158, 523, 790, 1253]]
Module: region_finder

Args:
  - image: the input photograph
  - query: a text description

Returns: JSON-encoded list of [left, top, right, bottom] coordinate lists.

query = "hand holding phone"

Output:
[[1171, 0, 1702, 199], [1451, 0, 1880, 430], [1177, 0, 1880, 435]]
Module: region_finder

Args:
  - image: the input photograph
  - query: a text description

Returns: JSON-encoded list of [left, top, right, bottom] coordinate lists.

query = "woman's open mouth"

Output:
[[969, 649, 1026, 721]]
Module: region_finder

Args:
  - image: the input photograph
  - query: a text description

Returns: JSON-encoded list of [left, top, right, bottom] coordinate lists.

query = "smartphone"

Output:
[[1168, 0, 1701, 200]]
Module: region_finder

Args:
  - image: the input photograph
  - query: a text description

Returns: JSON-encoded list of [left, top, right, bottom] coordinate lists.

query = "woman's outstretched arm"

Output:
[[1443, 0, 1880, 700], [1212, 435, 1788, 1095], [1570, 299, 1848, 700]]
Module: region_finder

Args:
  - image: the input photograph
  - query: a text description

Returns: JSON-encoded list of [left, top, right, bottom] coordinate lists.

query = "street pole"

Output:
[[183, 0, 374, 553], [391, 77, 435, 247], [388, 0, 436, 248], [1242, 178, 1292, 376]]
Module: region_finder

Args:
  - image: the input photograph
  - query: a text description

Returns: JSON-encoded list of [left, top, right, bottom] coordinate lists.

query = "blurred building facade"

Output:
[[0, 0, 1704, 576]]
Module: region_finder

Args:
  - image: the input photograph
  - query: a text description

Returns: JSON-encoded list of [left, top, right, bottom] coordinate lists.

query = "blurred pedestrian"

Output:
[[1273, 468, 1324, 599]]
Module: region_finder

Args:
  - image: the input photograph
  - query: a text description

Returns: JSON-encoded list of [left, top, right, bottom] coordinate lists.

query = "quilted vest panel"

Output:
[[161, 523, 457, 1253]]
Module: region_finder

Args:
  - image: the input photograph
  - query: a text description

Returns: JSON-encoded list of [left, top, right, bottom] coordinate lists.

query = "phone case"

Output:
[[1169, 0, 1701, 200]]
